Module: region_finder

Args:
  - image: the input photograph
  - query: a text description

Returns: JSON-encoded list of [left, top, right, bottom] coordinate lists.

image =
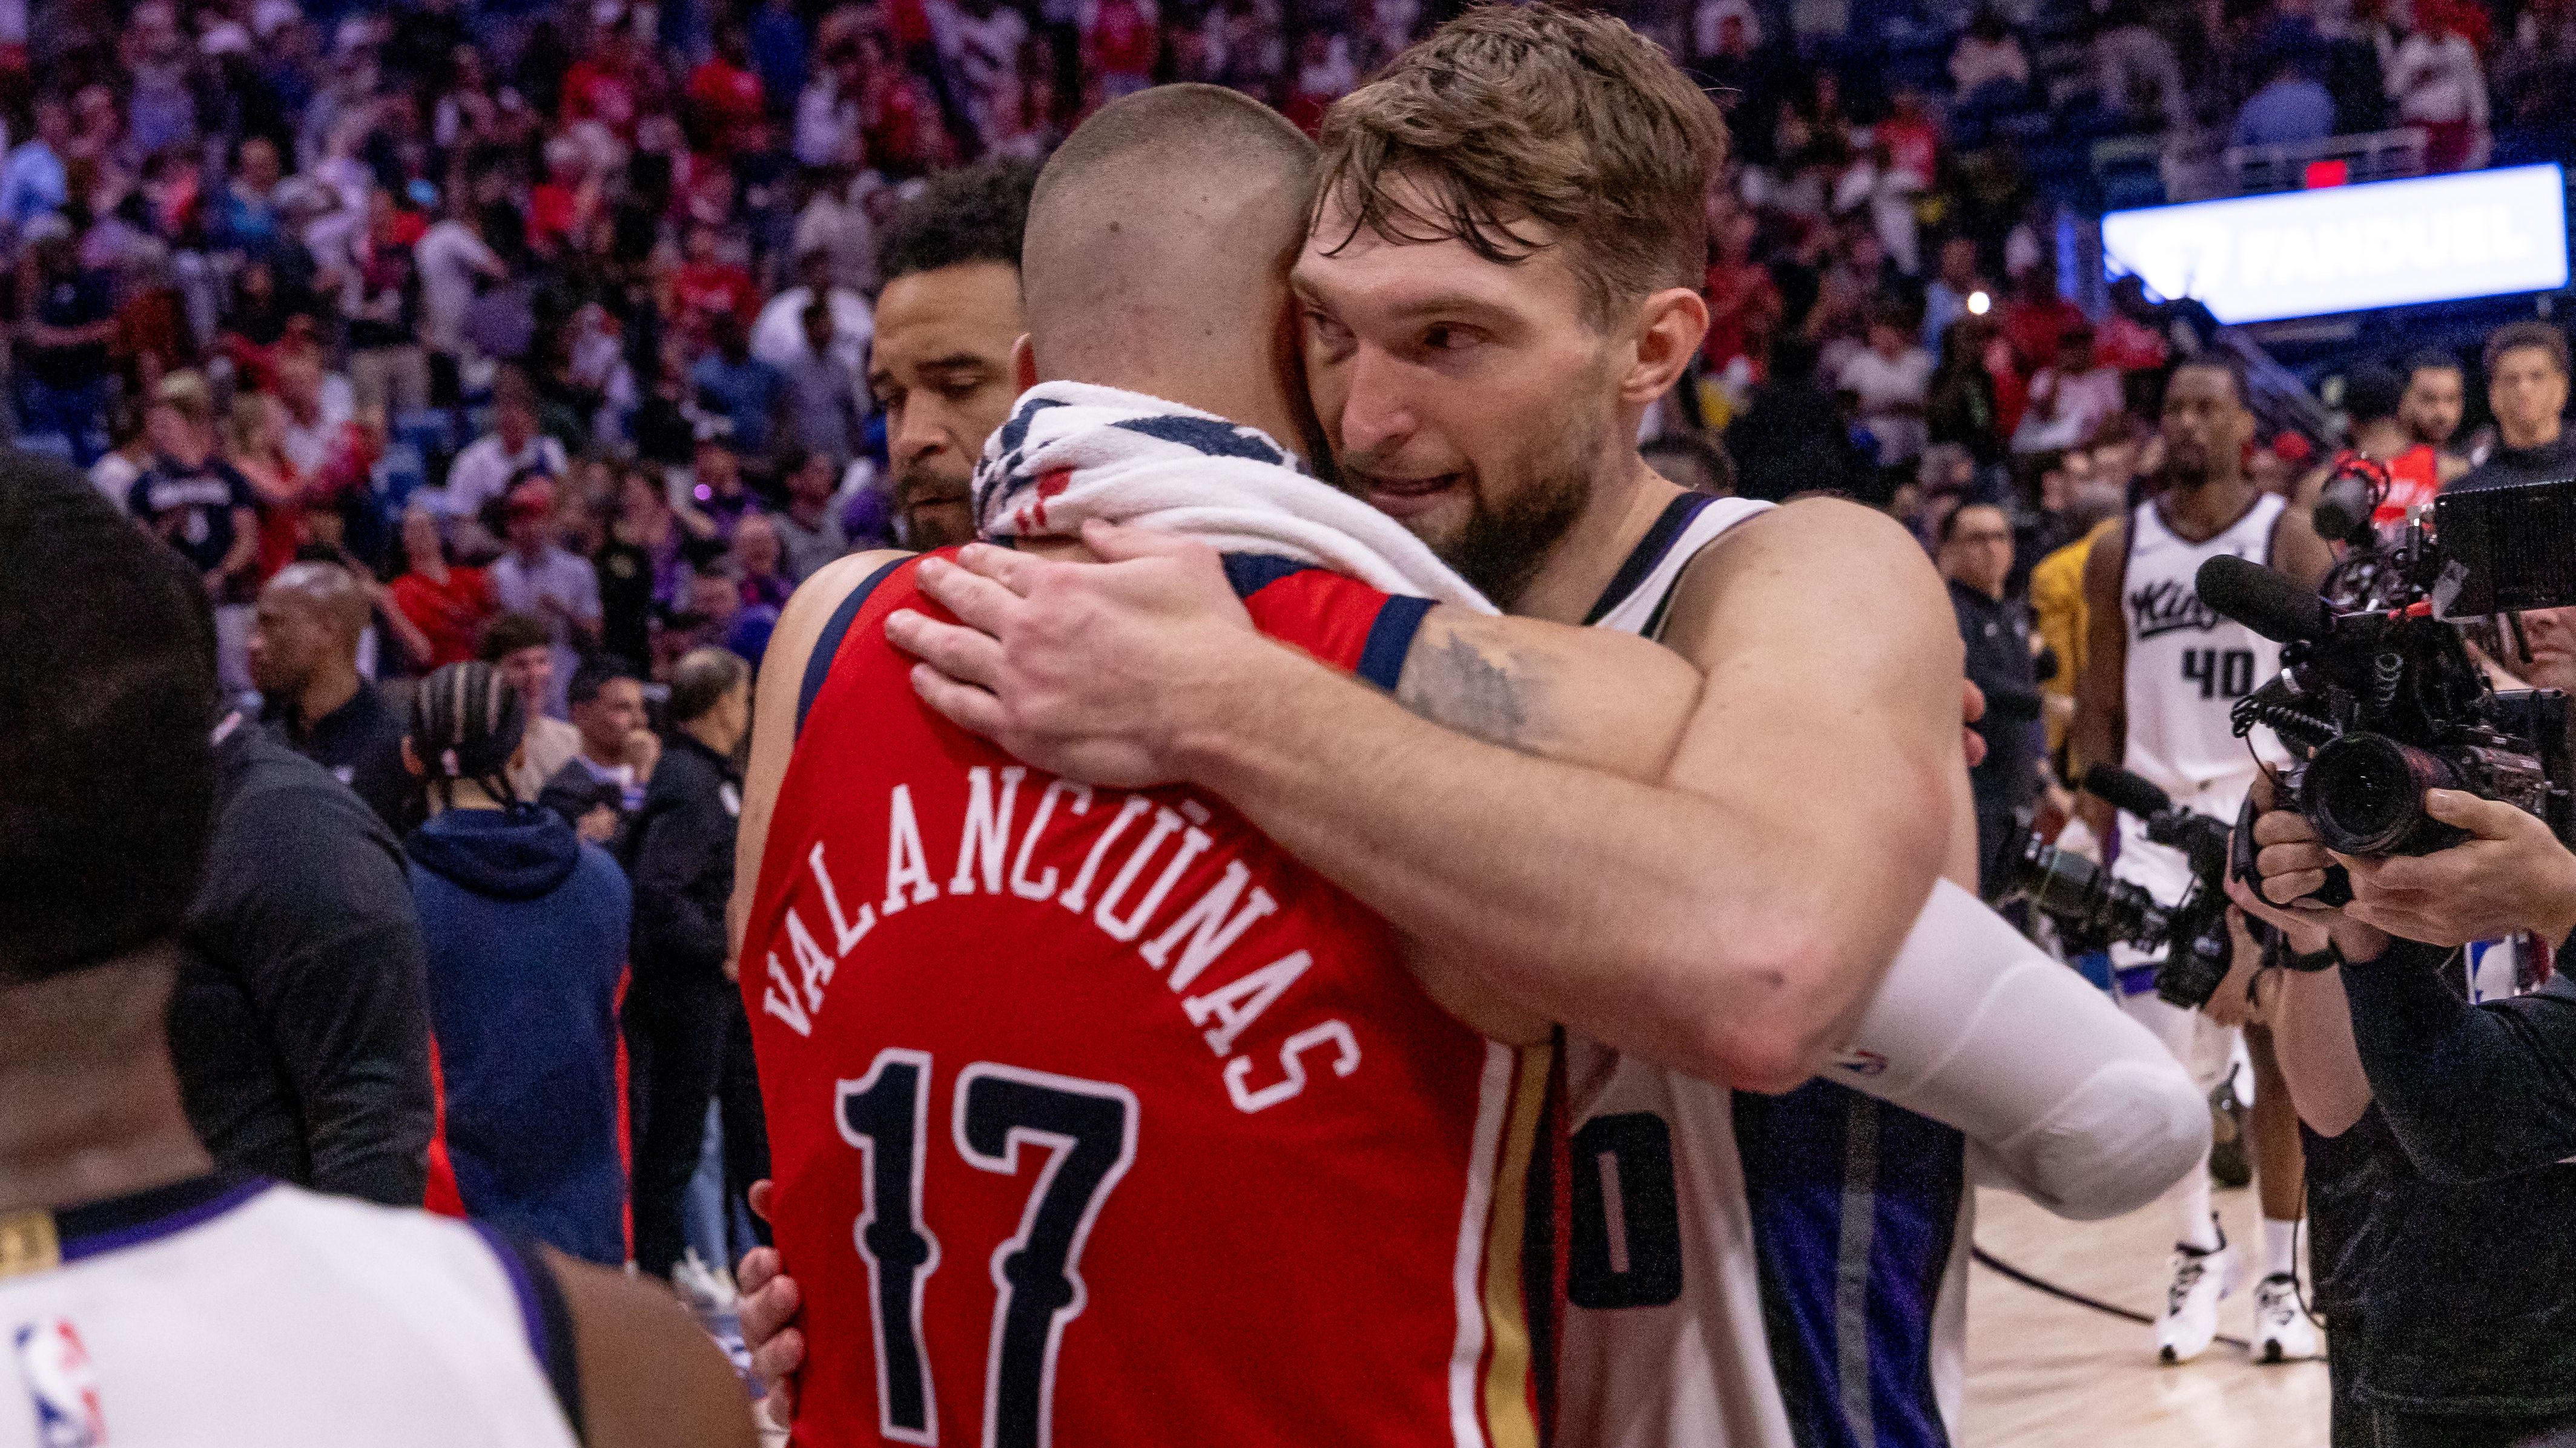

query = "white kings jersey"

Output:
[[2117, 493, 2288, 815], [1554, 493, 1973, 1448], [2109, 493, 2288, 985], [0, 1176, 581, 1448]]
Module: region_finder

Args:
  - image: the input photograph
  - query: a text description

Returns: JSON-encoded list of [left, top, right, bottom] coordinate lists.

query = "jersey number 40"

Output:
[[837, 1048, 1139, 1448]]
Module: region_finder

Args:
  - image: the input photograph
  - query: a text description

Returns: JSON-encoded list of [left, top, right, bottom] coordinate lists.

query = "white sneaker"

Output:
[[2156, 1232, 2237, 1364], [2251, 1273, 2323, 1363]]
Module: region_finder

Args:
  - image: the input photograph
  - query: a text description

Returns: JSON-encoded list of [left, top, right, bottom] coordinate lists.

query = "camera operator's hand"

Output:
[[2230, 773, 2391, 961], [2226, 871, 2385, 963], [2202, 907, 2266, 1028], [2336, 790, 2576, 950]]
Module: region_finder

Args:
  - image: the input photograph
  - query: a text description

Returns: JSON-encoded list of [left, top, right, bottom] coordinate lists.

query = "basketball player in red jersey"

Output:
[[733, 87, 1731, 1448]]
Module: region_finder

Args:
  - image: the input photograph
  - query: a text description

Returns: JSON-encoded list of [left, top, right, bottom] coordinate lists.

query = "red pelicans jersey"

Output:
[[742, 550, 1558, 1448]]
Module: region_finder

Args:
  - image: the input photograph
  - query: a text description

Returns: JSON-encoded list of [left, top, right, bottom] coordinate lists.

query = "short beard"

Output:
[[1435, 409, 1605, 610]]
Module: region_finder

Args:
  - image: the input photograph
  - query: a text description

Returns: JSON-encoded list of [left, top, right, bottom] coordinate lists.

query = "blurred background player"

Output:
[[2073, 355, 2334, 1364]]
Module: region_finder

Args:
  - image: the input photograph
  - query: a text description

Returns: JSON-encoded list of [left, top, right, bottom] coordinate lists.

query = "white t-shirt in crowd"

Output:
[[439, 433, 570, 521], [1837, 346, 1934, 465], [415, 220, 499, 356], [2012, 365, 2125, 453], [750, 285, 874, 377]]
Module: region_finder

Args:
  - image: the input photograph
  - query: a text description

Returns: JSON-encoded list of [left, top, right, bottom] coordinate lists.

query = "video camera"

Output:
[[2011, 765, 2238, 1008], [2195, 475, 2576, 897]]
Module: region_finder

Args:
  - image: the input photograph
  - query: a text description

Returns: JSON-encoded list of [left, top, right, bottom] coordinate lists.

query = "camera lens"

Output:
[[2303, 734, 2464, 855]]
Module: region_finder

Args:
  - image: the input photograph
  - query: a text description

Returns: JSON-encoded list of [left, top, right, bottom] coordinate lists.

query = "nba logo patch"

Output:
[[13, 1319, 106, 1447]]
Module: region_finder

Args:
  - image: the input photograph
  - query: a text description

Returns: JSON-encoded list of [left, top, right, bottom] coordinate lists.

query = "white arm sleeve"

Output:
[[1821, 879, 2211, 1220]]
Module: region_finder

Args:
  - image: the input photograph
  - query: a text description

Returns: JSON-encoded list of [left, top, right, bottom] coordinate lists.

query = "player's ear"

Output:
[[1012, 334, 1037, 393], [1620, 287, 1709, 407]]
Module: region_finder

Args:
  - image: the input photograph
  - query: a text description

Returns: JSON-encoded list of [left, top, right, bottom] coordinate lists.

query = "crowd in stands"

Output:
[[1, 0, 2568, 1305]]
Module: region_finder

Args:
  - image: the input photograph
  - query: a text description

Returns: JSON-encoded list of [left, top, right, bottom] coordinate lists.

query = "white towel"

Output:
[[971, 381, 1498, 614]]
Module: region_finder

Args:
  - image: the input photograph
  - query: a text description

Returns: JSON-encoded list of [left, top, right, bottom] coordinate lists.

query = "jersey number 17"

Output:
[[836, 1048, 1138, 1448]]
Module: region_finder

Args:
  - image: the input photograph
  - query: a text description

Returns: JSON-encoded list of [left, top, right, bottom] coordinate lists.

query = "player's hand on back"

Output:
[[888, 520, 1263, 788], [740, 1181, 808, 1429]]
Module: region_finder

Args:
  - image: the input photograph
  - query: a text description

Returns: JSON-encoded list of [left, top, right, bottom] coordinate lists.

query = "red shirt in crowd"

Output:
[[675, 259, 761, 330], [687, 57, 768, 154], [1088, 0, 1160, 77], [2001, 293, 2086, 376], [391, 565, 498, 670], [562, 58, 641, 136], [1702, 258, 1780, 370], [1878, 114, 1940, 187]]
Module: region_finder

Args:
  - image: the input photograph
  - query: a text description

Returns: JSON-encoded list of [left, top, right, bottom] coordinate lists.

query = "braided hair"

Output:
[[411, 661, 527, 814]]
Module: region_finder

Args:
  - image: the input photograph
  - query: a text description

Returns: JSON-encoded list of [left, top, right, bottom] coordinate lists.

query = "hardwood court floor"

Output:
[[1965, 1184, 2330, 1447]]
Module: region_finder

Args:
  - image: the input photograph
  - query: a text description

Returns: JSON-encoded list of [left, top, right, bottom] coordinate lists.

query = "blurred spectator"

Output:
[[174, 705, 435, 1207], [488, 479, 604, 717], [538, 654, 661, 849], [16, 225, 116, 467], [2400, 349, 2468, 455], [2095, 0, 2189, 131], [2000, 259, 2086, 379], [273, 344, 357, 482], [1939, 501, 2043, 897], [2387, 2, 2492, 171], [442, 373, 569, 532], [1950, 10, 2032, 104], [131, 374, 260, 613], [627, 647, 764, 1282], [692, 312, 790, 458], [2333, 362, 2455, 524], [248, 561, 412, 832], [599, 466, 687, 673], [0, 95, 70, 229], [414, 191, 508, 401], [1082, 0, 1160, 103], [2234, 54, 2337, 145], [778, 298, 868, 464], [2013, 324, 2125, 455], [345, 189, 432, 416], [777, 446, 853, 579], [401, 660, 630, 1265], [389, 505, 497, 670], [951, 0, 1031, 142], [689, 432, 764, 536], [753, 247, 874, 374], [1725, 335, 1874, 504], [2452, 322, 2574, 492], [1923, 239, 1990, 347], [231, 393, 309, 582], [2094, 276, 2171, 377], [732, 510, 795, 610], [1927, 316, 2010, 469], [480, 608, 587, 798], [1838, 304, 1934, 470]]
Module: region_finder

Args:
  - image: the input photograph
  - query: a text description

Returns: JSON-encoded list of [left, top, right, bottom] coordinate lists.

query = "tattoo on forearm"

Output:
[[1398, 631, 1545, 750]]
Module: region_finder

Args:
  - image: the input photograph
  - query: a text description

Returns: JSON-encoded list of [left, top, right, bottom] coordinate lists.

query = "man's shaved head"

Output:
[[1023, 85, 1321, 456], [265, 561, 370, 642], [246, 561, 368, 700]]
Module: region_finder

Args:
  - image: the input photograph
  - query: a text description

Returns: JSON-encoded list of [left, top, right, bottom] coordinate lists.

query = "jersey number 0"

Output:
[[836, 1048, 1140, 1448]]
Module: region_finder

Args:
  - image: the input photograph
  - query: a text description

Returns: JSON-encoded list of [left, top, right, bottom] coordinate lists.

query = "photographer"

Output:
[[2234, 602, 2576, 1446]]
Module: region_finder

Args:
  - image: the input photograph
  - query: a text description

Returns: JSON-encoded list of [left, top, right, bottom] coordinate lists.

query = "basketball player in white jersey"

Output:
[[2072, 355, 2335, 1366], [0, 458, 754, 1448], [868, 18, 2215, 1448]]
